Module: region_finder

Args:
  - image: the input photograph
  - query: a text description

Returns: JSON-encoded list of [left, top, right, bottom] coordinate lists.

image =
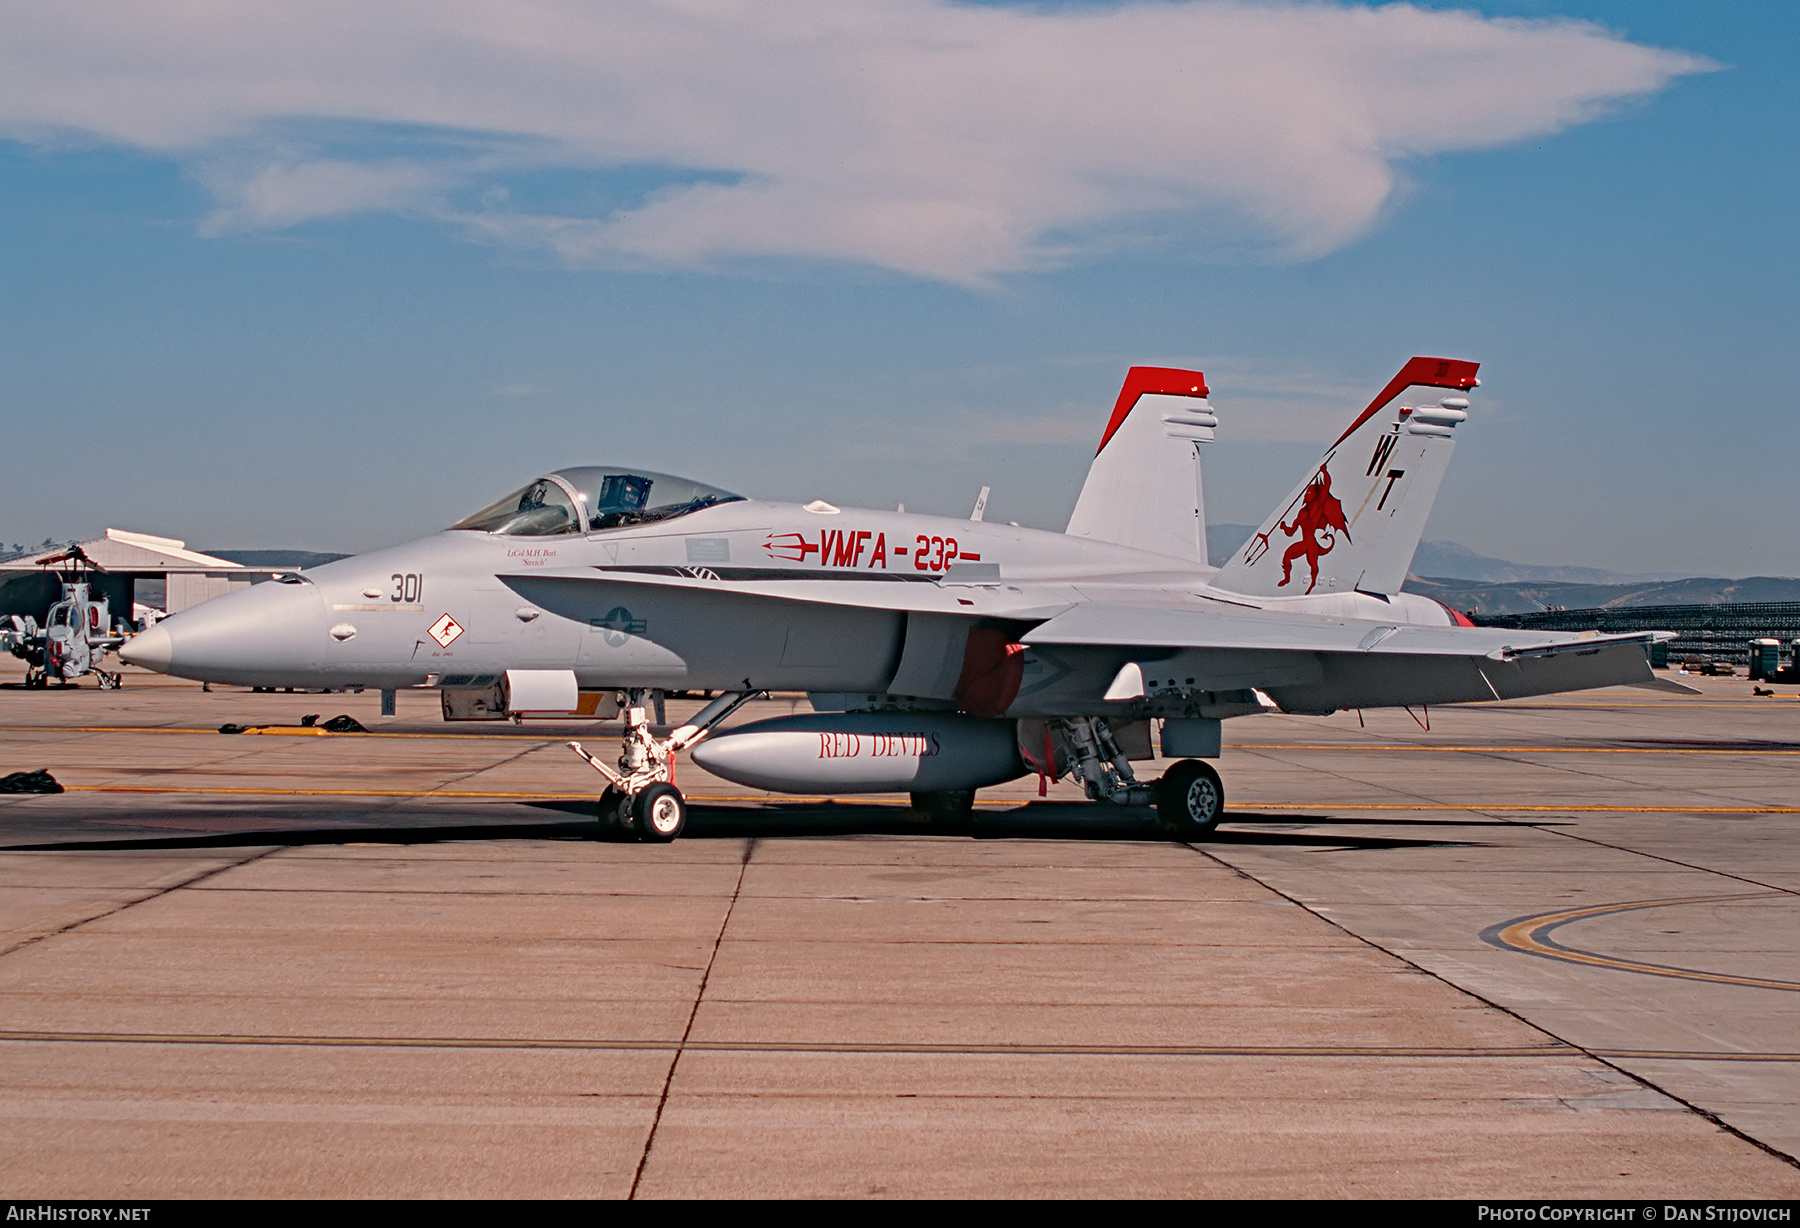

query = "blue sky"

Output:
[[0, 1, 1792, 577]]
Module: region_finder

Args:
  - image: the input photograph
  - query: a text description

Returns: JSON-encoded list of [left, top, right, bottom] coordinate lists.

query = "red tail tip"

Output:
[[1097, 365, 1209, 454], [1397, 356, 1480, 391], [1330, 356, 1481, 450]]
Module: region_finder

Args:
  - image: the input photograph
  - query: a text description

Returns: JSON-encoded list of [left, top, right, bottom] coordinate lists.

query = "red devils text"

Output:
[[817, 732, 943, 759]]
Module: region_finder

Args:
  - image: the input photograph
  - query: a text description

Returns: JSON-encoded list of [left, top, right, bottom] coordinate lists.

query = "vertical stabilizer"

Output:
[[1065, 366, 1214, 564], [1212, 357, 1480, 597]]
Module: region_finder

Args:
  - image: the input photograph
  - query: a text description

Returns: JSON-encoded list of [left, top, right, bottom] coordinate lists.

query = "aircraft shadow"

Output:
[[1616, 739, 1800, 752], [10, 794, 1489, 852], [669, 802, 1487, 848], [3, 821, 599, 853]]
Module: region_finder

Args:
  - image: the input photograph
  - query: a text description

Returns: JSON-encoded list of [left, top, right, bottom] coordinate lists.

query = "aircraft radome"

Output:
[[120, 357, 1687, 841]]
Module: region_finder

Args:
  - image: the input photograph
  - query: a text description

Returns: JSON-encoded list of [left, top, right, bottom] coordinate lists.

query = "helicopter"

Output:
[[1, 545, 136, 689]]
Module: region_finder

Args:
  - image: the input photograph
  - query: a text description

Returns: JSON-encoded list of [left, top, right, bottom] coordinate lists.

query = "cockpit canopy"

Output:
[[450, 467, 745, 536]]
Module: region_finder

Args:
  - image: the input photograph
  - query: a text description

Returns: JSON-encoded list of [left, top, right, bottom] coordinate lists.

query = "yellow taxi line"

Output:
[[0, 725, 558, 741], [1244, 803, 1800, 814], [11, 727, 1800, 756], [1235, 745, 1800, 755], [1, 1026, 1791, 1062], [42, 784, 1800, 814], [1486, 892, 1800, 992], [54, 784, 1008, 807], [0, 1028, 1578, 1058]]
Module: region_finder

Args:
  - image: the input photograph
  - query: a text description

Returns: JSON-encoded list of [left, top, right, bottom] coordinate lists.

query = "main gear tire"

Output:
[[1156, 759, 1224, 839], [632, 783, 688, 843]]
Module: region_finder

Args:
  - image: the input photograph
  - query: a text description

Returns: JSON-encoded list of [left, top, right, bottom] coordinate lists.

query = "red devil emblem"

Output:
[[1245, 467, 1350, 594]]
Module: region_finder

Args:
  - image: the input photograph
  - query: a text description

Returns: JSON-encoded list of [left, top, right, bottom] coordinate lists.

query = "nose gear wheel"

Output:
[[569, 688, 759, 843], [633, 783, 687, 842]]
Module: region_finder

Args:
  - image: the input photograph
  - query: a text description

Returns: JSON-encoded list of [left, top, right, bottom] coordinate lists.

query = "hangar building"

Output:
[[0, 529, 271, 625]]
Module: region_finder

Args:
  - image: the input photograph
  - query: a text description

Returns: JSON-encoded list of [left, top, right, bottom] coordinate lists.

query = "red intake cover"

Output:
[[954, 626, 1026, 718]]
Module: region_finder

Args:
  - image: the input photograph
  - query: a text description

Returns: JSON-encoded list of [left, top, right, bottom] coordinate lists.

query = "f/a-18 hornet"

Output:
[[121, 357, 1682, 840]]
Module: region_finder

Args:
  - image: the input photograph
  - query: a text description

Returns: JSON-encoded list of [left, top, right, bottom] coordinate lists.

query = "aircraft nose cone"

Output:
[[119, 625, 173, 672], [135, 580, 329, 685]]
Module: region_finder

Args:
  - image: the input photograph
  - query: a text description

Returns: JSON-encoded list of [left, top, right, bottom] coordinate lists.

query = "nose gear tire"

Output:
[[1156, 759, 1224, 838], [632, 783, 687, 842], [597, 787, 630, 836]]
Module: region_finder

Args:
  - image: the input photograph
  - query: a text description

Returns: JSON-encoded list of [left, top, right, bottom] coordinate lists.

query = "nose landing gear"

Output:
[[570, 689, 760, 842]]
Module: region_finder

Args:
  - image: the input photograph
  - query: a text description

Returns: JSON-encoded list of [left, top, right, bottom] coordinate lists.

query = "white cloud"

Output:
[[198, 158, 454, 233], [0, 1, 1709, 282], [1197, 359, 1374, 443]]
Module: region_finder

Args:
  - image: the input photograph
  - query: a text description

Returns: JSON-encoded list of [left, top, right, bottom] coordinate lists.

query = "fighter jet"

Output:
[[120, 356, 1680, 841]]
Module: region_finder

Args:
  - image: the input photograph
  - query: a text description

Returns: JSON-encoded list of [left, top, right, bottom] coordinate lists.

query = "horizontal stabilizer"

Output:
[[1627, 675, 1704, 694], [1022, 601, 1643, 657], [1024, 601, 1662, 709]]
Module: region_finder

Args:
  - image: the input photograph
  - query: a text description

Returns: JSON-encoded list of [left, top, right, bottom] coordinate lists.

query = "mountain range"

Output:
[[1205, 525, 1800, 617]]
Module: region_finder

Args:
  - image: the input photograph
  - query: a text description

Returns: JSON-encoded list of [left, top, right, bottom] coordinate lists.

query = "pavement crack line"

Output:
[[1258, 709, 1800, 818], [1237, 746, 1800, 898], [421, 739, 562, 794], [629, 835, 756, 1200], [0, 845, 284, 962], [1184, 841, 1800, 1172], [1468, 808, 1800, 901]]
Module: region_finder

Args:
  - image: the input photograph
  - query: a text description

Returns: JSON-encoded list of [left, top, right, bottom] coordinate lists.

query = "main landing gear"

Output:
[[1053, 716, 1226, 840], [569, 689, 760, 842]]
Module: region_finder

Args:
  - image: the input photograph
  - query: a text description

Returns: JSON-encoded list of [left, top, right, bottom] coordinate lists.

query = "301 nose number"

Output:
[[391, 573, 424, 603]]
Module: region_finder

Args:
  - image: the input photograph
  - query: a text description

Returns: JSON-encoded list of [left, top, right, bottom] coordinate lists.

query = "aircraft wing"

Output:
[[1022, 601, 1614, 657], [501, 568, 1693, 712], [1022, 601, 1691, 710]]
